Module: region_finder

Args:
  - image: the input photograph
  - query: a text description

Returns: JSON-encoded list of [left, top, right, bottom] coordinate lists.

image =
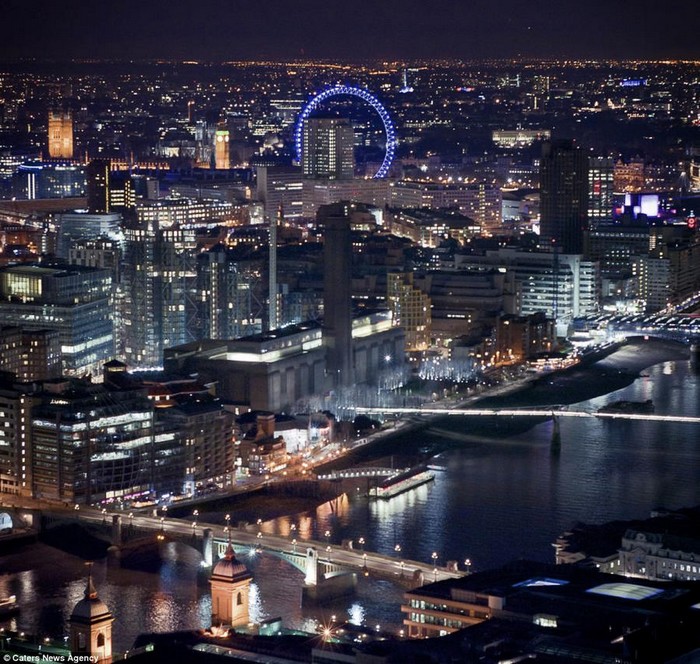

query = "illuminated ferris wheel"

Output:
[[294, 85, 398, 179]]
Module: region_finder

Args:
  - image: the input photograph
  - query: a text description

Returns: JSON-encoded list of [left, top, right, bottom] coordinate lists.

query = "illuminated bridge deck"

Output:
[[355, 407, 700, 424]]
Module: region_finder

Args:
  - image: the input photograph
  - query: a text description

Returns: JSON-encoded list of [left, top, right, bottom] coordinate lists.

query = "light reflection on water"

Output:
[[269, 359, 700, 573], [1, 534, 404, 652], [1, 358, 698, 651]]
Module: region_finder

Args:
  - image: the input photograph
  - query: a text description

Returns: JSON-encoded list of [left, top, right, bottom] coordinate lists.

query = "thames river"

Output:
[[1, 340, 699, 652]]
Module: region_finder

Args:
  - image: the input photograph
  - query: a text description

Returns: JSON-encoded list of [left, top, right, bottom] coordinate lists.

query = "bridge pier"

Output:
[[551, 415, 561, 448], [111, 514, 122, 546], [691, 343, 700, 371], [202, 528, 214, 568], [305, 547, 318, 586]]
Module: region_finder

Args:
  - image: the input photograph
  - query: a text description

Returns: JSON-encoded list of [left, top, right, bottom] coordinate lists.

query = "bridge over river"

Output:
[[355, 406, 700, 425], [37, 506, 461, 589]]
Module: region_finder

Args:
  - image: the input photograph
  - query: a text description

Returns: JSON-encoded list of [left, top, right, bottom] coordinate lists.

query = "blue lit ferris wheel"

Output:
[[294, 85, 398, 179]]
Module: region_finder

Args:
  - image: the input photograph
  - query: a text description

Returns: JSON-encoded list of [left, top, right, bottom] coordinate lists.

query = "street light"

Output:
[[362, 552, 369, 576], [102, 508, 107, 524], [292, 538, 297, 553], [464, 558, 472, 574], [225, 513, 231, 530], [432, 551, 439, 580], [358, 536, 365, 553], [326, 545, 332, 562]]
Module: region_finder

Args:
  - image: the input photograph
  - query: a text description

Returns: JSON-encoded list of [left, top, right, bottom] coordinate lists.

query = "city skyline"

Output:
[[3, 0, 700, 62]]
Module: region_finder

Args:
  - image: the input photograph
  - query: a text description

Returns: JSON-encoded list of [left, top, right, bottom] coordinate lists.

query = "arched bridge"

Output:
[[40, 507, 460, 587]]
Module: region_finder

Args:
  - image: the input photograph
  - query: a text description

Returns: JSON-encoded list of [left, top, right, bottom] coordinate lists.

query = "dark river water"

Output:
[[2, 341, 698, 652]]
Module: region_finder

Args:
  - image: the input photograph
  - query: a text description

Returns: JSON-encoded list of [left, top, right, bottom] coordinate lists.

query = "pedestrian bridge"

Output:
[[355, 406, 700, 424]]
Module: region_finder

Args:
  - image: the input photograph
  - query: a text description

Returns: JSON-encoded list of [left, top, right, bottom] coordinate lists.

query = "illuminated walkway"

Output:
[[355, 406, 700, 424]]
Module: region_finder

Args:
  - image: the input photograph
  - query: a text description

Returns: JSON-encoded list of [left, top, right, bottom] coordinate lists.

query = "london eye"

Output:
[[294, 85, 398, 179]]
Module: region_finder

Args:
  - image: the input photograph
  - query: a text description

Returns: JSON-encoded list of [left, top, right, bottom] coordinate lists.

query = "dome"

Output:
[[70, 574, 112, 624], [211, 543, 252, 583]]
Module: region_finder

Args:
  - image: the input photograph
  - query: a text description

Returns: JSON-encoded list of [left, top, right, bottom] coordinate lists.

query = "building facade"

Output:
[[540, 140, 589, 253], [0, 263, 114, 376], [48, 110, 74, 159], [302, 117, 354, 180]]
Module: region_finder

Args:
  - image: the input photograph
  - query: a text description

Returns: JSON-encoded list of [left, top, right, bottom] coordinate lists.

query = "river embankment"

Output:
[[193, 339, 691, 523], [314, 338, 691, 471]]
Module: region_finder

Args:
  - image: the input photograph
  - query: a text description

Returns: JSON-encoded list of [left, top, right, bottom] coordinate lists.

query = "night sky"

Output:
[[2, 0, 699, 61]]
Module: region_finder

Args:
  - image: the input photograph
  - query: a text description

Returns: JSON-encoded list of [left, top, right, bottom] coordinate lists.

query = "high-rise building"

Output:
[[196, 246, 259, 340], [121, 217, 197, 367], [587, 156, 615, 228], [540, 140, 589, 253], [86, 159, 110, 213], [0, 263, 114, 376], [48, 110, 73, 159], [319, 202, 354, 387], [0, 376, 35, 497], [302, 117, 354, 180]]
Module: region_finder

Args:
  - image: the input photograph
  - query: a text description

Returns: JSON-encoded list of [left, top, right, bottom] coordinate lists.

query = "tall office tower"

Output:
[[268, 207, 279, 331], [214, 129, 231, 170], [48, 110, 73, 159], [540, 140, 589, 254], [302, 117, 355, 180], [319, 202, 354, 387], [0, 376, 36, 497], [86, 159, 111, 213], [196, 246, 259, 340], [0, 264, 114, 376], [588, 156, 615, 228], [121, 218, 198, 368]]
